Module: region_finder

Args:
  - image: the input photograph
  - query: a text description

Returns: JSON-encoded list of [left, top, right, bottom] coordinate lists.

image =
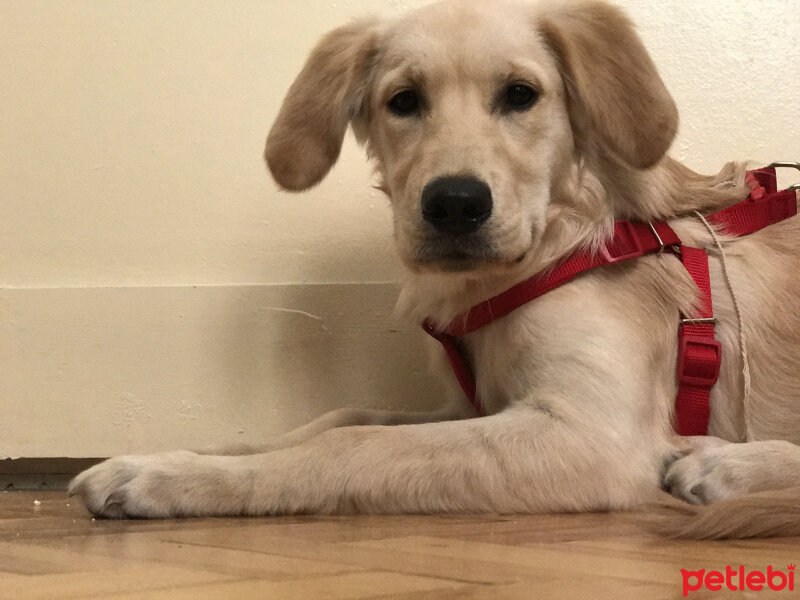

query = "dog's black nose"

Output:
[[421, 177, 493, 236]]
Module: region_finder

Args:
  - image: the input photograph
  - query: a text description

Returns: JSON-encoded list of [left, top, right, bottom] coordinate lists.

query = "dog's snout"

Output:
[[421, 177, 493, 236]]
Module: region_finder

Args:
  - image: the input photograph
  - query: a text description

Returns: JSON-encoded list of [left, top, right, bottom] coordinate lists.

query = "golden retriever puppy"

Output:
[[71, 0, 800, 538]]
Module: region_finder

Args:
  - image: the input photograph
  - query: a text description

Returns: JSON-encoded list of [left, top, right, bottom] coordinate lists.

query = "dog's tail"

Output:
[[640, 487, 800, 539]]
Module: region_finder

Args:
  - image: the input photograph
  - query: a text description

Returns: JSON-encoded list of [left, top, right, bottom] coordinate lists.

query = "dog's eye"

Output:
[[388, 90, 420, 116], [504, 84, 539, 111]]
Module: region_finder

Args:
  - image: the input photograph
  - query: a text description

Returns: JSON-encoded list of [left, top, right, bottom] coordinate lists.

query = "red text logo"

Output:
[[682, 565, 795, 596]]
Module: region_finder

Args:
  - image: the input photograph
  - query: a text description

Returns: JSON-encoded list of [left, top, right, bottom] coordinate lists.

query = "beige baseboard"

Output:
[[0, 458, 104, 491], [1, 283, 443, 459]]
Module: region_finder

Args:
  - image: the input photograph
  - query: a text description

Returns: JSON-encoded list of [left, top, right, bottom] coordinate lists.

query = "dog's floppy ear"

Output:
[[265, 20, 378, 191], [539, 1, 678, 168]]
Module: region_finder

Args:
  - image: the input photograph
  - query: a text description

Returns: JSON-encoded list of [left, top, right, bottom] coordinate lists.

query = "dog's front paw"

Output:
[[662, 447, 739, 504], [661, 439, 798, 505], [69, 451, 201, 518]]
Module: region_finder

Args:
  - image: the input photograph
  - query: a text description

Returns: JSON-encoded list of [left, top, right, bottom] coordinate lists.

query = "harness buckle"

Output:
[[768, 162, 800, 192], [680, 317, 716, 325], [601, 220, 644, 263], [677, 335, 722, 387], [647, 221, 666, 254], [767, 161, 800, 172]]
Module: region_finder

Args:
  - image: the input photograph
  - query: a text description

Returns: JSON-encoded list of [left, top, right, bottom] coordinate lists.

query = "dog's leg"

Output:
[[205, 397, 475, 455], [663, 438, 800, 504], [70, 407, 663, 518]]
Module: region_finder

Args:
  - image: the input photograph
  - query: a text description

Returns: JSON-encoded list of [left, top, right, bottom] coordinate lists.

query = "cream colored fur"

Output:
[[71, 0, 800, 538]]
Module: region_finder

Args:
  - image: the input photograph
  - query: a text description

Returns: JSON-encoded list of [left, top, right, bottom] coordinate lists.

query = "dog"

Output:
[[70, 0, 800, 538]]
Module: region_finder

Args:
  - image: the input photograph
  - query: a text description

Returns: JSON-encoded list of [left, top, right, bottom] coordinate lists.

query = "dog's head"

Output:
[[266, 0, 678, 274]]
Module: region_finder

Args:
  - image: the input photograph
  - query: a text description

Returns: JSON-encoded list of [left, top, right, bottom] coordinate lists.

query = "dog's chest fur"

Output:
[[450, 261, 682, 422]]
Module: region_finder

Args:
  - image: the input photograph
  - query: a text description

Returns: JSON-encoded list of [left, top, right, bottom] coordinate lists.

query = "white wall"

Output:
[[1, 0, 798, 458]]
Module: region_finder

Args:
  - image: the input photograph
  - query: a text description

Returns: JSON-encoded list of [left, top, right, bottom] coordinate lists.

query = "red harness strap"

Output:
[[675, 245, 719, 435], [710, 168, 797, 236], [424, 167, 797, 434]]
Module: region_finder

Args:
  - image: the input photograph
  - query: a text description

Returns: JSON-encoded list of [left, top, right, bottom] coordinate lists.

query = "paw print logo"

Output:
[[789, 564, 796, 572]]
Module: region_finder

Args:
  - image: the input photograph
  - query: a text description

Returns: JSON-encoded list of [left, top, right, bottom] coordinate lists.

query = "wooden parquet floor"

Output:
[[2, 491, 800, 599]]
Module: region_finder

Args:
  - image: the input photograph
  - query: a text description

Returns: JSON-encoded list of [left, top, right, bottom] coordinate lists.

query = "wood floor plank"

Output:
[[560, 537, 800, 570], [377, 578, 678, 600], [351, 535, 681, 584], [3, 491, 800, 600], [0, 566, 237, 600], [157, 525, 525, 585], [32, 533, 366, 579], [98, 571, 464, 600]]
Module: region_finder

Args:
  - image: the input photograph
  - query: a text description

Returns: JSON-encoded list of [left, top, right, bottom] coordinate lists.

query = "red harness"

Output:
[[423, 165, 798, 435]]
